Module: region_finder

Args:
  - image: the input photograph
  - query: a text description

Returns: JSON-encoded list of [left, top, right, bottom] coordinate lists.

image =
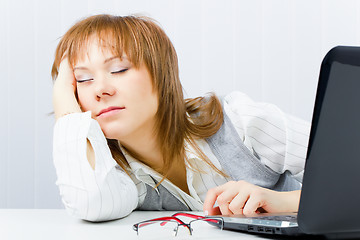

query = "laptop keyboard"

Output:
[[252, 215, 297, 223], [222, 213, 299, 228]]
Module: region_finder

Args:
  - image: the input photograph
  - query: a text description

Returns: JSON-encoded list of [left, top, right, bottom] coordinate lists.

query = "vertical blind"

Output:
[[0, 0, 359, 209]]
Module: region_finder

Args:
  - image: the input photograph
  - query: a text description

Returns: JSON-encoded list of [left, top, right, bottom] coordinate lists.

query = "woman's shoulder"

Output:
[[222, 91, 266, 116], [222, 91, 286, 117], [222, 91, 256, 105]]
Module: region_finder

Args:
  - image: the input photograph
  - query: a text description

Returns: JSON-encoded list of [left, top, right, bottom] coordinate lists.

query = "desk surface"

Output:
[[0, 209, 295, 240]]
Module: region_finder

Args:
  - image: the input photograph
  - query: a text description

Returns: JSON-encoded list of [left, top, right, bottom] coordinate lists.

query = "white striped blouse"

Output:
[[52, 91, 310, 222]]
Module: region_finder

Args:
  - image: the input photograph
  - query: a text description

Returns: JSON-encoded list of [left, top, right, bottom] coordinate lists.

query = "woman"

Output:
[[52, 14, 310, 222]]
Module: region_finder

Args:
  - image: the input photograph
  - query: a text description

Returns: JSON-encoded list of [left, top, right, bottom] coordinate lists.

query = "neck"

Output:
[[119, 131, 163, 171], [119, 129, 190, 195]]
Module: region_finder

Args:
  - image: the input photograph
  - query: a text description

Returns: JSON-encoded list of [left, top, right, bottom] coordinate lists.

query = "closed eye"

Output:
[[111, 68, 128, 74], [76, 79, 93, 83]]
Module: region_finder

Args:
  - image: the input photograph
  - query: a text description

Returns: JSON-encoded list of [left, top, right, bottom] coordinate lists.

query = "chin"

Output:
[[100, 124, 129, 140], [102, 129, 120, 140]]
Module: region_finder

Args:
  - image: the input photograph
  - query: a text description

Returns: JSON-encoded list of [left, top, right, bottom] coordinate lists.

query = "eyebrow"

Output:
[[73, 56, 128, 71], [104, 56, 118, 63]]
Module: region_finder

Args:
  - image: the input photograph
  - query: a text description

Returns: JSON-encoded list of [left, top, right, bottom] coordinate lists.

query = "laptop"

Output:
[[215, 46, 360, 239]]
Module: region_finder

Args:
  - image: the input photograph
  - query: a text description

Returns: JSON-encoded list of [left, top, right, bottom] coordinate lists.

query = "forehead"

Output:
[[67, 26, 143, 70], [72, 35, 120, 65]]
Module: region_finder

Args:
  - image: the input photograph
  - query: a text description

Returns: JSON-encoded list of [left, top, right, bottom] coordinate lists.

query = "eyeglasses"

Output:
[[133, 212, 224, 237]]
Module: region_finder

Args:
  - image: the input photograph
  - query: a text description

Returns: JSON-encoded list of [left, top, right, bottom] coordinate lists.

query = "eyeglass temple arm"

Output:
[[172, 212, 224, 227], [133, 216, 190, 235], [135, 216, 186, 228], [172, 212, 205, 220]]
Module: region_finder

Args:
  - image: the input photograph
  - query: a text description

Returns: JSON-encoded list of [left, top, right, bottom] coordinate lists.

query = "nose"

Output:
[[94, 78, 116, 100]]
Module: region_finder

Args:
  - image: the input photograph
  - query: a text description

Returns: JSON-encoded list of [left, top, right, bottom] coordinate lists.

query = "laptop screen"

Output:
[[299, 48, 360, 234]]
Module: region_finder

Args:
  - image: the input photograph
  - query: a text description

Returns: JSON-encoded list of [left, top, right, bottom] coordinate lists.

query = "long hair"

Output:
[[51, 14, 226, 181]]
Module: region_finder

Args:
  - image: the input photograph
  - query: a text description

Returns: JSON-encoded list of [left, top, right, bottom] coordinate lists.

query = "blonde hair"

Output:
[[51, 14, 226, 181]]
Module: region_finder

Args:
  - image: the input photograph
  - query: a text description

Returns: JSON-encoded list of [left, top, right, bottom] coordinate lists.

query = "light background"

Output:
[[0, 0, 359, 209]]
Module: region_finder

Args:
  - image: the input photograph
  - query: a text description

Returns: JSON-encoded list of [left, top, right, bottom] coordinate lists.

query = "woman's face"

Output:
[[73, 38, 159, 141]]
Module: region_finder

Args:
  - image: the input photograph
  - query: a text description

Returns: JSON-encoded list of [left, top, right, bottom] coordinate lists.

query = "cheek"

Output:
[[133, 75, 155, 100], [135, 81, 158, 111], [76, 89, 91, 111]]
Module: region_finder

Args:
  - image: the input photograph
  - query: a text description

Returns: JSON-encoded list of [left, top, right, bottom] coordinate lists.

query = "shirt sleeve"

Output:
[[52, 111, 138, 222], [223, 91, 311, 183]]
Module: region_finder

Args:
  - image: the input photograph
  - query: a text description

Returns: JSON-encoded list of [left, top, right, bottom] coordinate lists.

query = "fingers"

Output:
[[217, 191, 235, 215], [58, 58, 73, 76], [208, 206, 221, 216], [55, 57, 77, 91], [52, 57, 82, 119], [204, 181, 274, 216], [242, 194, 263, 215], [218, 202, 232, 215], [204, 181, 249, 216], [228, 192, 249, 215], [203, 186, 223, 215]]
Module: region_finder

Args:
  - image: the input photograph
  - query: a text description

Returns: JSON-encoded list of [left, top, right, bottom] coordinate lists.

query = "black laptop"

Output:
[[215, 46, 360, 239]]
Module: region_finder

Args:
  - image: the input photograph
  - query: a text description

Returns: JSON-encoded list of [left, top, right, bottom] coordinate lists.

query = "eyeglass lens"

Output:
[[135, 218, 223, 237]]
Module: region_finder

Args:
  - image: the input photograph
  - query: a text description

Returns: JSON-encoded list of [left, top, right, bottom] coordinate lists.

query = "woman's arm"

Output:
[[203, 92, 309, 215], [52, 59, 138, 221], [53, 58, 95, 170]]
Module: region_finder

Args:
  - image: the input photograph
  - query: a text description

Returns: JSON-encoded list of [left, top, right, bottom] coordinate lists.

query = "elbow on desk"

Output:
[[59, 181, 138, 222], [62, 197, 135, 222]]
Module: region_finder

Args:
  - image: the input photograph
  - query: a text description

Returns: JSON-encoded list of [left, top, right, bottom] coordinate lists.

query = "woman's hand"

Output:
[[54, 57, 77, 92], [53, 58, 82, 119], [203, 180, 301, 216]]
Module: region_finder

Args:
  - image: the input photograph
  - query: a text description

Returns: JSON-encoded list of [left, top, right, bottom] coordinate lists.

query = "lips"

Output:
[[97, 106, 125, 117]]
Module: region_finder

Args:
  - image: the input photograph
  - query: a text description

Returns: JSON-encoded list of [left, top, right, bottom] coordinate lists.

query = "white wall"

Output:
[[1, 0, 360, 209]]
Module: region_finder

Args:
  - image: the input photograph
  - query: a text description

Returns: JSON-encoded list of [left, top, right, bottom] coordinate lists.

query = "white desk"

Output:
[[0, 209, 294, 240]]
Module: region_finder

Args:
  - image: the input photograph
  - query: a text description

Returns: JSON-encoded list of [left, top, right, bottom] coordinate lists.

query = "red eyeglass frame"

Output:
[[133, 212, 224, 236]]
